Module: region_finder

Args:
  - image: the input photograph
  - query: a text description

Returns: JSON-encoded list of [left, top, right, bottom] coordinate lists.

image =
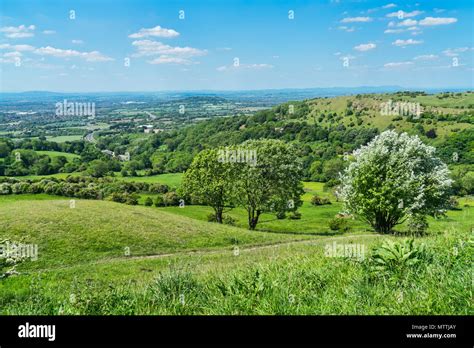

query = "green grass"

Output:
[[0, 184, 472, 315], [0, 198, 320, 271], [119, 172, 184, 188], [36, 150, 80, 161], [0, 223, 471, 315], [46, 135, 83, 142]]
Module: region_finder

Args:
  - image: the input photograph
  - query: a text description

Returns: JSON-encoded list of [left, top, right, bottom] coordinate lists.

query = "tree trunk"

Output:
[[215, 207, 223, 223], [248, 208, 261, 230]]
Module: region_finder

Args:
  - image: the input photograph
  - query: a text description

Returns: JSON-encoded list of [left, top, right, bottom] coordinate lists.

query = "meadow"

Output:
[[0, 179, 472, 315]]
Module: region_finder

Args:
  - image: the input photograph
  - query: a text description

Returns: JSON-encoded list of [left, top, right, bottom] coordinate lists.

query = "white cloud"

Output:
[[341, 17, 372, 23], [71, 39, 84, 44], [387, 10, 423, 18], [131, 40, 207, 58], [419, 17, 457, 26], [246, 63, 274, 69], [442, 47, 473, 57], [397, 19, 417, 27], [148, 56, 193, 65], [384, 28, 405, 34], [128, 25, 179, 39], [384, 61, 414, 68], [382, 3, 397, 9], [216, 63, 274, 71], [337, 26, 355, 32], [392, 39, 423, 47], [0, 43, 35, 51], [42, 30, 56, 35], [34, 46, 113, 62], [3, 51, 22, 57], [354, 43, 376, 51], [413, 54, 438, 60], [0, 24, 35, 38]]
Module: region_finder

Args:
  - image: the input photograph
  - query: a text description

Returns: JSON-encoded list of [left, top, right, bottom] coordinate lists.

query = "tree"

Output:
[[87, 160, 109, 178], [233, 139, 304, 230], [181, 148, 234, 223], [339, 130, 452, 234], [322, 157, 345, 181]]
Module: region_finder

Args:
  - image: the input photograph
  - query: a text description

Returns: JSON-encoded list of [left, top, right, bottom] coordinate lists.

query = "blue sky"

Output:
[[0, 0, 473, 92]]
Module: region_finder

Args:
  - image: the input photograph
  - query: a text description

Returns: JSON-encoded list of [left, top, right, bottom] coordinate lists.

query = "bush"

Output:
[[163, 191, 180, 206], [276, 211, 286, 219], [125, 194, 139, 205], [154, 195, 165, 207], [207, 213, 217, 222], [144, 197, 153, 206], [107, 192, 127, 203], [149, 183, 169, 194], [328, 217, 350, 232], [311, 195, 332, 206], [288, 211, 302, 220], [223, 215, 236, 226], [407, 215, 429, 236], [0, 183, 12, 195]]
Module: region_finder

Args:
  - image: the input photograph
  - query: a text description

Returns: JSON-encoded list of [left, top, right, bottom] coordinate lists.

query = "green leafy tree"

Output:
[[340, 130, 452, 233], [182, 149, 234, 223], [87, 160, 109, 178], [233, 139, 304, 230]]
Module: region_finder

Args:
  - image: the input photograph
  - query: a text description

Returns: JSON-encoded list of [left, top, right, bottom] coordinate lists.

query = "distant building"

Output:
[[101, 149, 115, 157]]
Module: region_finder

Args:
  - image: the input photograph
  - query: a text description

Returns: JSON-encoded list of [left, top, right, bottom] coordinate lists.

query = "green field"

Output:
[[118, 172, 184, 188], [46, 135, 84, 142], [0, 187, 472, 314], [36, 150, 80, 161]]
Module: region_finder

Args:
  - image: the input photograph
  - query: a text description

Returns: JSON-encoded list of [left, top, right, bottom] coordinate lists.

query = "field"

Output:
[[0, 183, 472, 315], [36, 150, 80, 161], [46, 135, 84, 143]]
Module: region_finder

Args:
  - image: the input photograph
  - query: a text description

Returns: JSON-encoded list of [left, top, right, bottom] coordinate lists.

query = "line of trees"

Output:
[[181, 139, 304, 230]]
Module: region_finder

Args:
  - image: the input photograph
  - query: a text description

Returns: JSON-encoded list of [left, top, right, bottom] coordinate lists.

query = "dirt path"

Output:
[[37, 233, 381, 273]]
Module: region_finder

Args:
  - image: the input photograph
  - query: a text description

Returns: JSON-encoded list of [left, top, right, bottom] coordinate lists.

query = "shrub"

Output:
[[149, 183, 169, 194], [144, 197, 153, 206], [0, 183, 12, 195], [276, 211, 286, 219], [207, 213, 217, 222], [125, 194, 139, 205], [407, 215, 429, 236], [154, 195, 165, 207], [163, 191, 180, 206], [223, 215, 236, 226], [107, 192, 127, 203], [311, 195, 332, 206], [328, 217, 350, 232], [288, 211, 302, 220]]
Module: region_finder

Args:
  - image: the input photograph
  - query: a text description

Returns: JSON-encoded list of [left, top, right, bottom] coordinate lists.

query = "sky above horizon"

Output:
[[0, 0, 473, 92]]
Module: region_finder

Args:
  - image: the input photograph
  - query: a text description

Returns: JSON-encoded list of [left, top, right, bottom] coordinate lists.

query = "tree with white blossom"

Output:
[[339, 130, 452, 234]]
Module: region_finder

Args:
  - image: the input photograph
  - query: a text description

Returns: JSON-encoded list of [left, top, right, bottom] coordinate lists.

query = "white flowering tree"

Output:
[[339, 130, 452, 234]]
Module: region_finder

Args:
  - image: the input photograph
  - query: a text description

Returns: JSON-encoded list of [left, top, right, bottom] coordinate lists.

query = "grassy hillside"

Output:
[[36, 150, 80, 161], [0, 195, 319, 270]]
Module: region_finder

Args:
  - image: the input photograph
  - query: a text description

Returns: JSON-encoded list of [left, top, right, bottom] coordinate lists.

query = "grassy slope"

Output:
[[303, 92, 473, 137], [0, 196, 321, 271], [36, 150, 80, 161]]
